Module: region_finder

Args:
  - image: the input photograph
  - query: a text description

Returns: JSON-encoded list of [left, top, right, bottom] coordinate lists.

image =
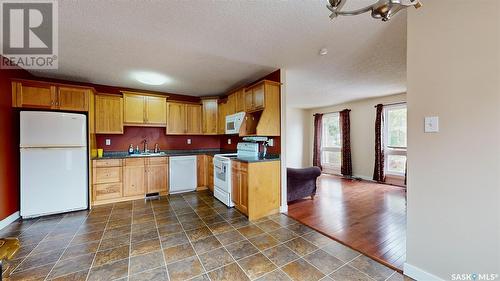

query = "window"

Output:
[[321, 113, 341, 173], [384, 104, 407, 175]]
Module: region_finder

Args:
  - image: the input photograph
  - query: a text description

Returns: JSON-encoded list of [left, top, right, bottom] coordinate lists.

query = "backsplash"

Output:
[[96, 127, 221, 151], [220, 135, 281, 155], [96, 127, 281, 154]]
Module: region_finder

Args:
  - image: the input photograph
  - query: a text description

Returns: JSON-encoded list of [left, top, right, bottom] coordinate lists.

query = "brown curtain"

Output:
[[313, 114, 323, 169], [340, 109, 352, 176], [373, 104, 385, 182]]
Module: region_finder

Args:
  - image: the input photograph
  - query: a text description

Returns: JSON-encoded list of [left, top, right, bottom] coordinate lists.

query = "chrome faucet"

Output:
[[262, 141, 269, 158], [143, 139, 149, 153]]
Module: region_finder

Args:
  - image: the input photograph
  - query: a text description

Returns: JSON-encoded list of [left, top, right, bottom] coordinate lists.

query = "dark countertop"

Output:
[[93, 149, 236, 160], [232, 154, 280, 163]]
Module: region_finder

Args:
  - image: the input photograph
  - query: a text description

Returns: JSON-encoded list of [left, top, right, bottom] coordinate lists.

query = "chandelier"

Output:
[[327, 0, 422, 22]]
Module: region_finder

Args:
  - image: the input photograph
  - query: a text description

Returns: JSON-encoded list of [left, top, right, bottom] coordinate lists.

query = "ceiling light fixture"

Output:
[[327, 0, 422, 22], [132, 71, 170, 86], [319, 48, 328, 56]]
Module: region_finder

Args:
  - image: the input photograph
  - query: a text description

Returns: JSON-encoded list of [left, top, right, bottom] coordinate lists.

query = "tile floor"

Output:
[[0, 191, 412, 281]]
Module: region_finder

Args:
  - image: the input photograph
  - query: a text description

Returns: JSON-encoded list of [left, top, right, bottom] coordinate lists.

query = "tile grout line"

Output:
[[44, 212, 93, 281], [85, 205, 114, 281], [151, 196, 172, 281]]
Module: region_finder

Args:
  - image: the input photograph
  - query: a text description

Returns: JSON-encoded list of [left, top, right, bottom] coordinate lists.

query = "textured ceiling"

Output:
[[30, 0, 407, 108]]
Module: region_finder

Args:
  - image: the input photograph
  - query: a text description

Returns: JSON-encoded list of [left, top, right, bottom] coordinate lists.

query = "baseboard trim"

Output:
[[0, 211, 20, 231], [280, 205, 288, 213], [404, 262, 444, 281]]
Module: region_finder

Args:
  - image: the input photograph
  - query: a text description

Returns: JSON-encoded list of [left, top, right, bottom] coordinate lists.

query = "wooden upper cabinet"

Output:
[[217, 101, 227, 135], [166, 102, 186, 134], [123, 92, 167, 126], [186, 104, 202, 134], [202, 99, 218, 135], [57, 87, 90, 111], [12, 80, 93, 112], [146, 96, 166, 125], [226, 94, 236, 116], [245, 83, 265, 112], [95, 94, 123, 134], [124, 94, 146, 124], [234, 90, 245, 112]]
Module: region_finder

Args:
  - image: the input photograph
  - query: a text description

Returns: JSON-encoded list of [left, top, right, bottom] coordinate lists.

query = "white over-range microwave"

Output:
[[225, 112, 245, 134]]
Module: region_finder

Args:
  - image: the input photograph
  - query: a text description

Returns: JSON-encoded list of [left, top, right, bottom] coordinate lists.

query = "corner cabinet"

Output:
[[231, 160, 280, 221], [95, 94, 124, 134], [12, 80, 93, 112], [166, 102, 202, 135]]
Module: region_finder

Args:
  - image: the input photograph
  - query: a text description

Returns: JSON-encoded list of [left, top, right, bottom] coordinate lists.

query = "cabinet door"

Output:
[[146, 96, 166, 125], [218, 102, 227, 134], [95, 95, 123, 134], [252, 84, 265, 110], [14, 82, 56, 109], [186, 104, 202, 134], [235, 90, 245, 112], [207, 156, 214, 192], [231, 166, 240, 206], [124, 94, 145, 124], [166, 102, 186, 134], [123, 159, 145, 197], [226, 94, 236, 116], [238, 169, 249, 215], [197, 155, 207, 188], [244, 89, 253, 111], [57, 87, 89, 111], [147, 163, 167, 194], [202, 99, 218, 134]]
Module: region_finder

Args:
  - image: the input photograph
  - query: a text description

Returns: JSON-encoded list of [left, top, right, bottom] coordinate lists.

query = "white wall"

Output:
[[406, 1, 500, 280], [285, 107, 310, 168], [308, 93, 406, 179]]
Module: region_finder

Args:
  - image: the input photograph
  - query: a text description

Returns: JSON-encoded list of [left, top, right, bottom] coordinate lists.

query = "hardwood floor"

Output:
[[287, 174, 407, 271]]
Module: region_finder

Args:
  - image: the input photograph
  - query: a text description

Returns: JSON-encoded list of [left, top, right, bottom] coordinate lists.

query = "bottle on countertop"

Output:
[[128, 144, 134, 155], [154, 143, 159, 153], [135, 145, 140, 154]]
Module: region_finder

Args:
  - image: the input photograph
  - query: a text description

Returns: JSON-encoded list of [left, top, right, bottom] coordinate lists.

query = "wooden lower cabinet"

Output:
[[197, 155, 208, 190], [92, 156, 168, 205], [231, 160, 280, 220], [207, 155, 214, 192]]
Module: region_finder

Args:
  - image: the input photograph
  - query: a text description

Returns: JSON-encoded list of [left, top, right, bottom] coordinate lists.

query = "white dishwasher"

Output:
[[169, 156, 197, 194]]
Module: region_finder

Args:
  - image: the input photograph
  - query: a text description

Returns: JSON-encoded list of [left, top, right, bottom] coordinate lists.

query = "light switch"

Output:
[[425, 116, 439, 133], [105, 139, 111, 146], [187, 139, 192, 145], [227, 139, 231, 145]]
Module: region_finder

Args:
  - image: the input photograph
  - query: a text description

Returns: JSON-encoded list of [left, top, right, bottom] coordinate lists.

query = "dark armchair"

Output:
[[287, 167, 322, 202]]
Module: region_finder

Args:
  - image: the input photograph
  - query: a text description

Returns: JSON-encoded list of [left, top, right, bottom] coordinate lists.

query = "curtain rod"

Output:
[[313, 109, 350, 116], [374, 101, 406, 108]]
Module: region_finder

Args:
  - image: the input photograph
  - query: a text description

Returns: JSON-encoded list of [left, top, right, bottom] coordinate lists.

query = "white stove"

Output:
[[213, 142, 260, 207]]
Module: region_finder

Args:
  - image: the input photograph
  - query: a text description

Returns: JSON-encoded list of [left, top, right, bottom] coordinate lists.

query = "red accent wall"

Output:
[[96, 127, 221, 151], [0, 67, 33, 221], [220, 135, 281, 155]]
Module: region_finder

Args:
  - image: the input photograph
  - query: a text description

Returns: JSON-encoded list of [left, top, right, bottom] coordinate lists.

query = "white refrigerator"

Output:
[[20, 111, 88, 218]]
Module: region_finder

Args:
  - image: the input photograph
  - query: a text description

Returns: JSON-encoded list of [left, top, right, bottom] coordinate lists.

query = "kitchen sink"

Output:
[[129, 152, 166, 157]]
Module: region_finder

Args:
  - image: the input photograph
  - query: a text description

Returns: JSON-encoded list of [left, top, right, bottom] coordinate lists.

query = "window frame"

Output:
[[320, 112, 342, 174], [383, 104, 407, 177]]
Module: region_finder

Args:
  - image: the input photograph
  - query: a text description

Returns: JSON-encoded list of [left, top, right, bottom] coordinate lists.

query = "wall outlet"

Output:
[[227, 139, 231, 145], [187, 139, 192, 145], [424, 116, 439, 133], [105, 139, 111, 146], [267, 138, 274, 147]]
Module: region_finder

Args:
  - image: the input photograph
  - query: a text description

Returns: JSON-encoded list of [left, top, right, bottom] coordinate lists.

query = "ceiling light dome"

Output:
[[327, 0, 422, 22], [132, 71, 170, 86]]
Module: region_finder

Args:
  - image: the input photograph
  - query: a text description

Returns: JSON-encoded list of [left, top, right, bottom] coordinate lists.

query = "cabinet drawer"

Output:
[[94, 159, 122, 167], [148, 157, 168, 165], [94, 183, 122, 201], [95, 167, 122, 184], [124, 158, 145, 166]]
